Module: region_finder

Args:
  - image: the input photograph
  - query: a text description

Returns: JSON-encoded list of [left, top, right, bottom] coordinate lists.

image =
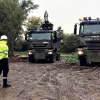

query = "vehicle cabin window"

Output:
[[80, 25, 84, 34], [29, 32, 51, 40], [80, 23, 100, 34]]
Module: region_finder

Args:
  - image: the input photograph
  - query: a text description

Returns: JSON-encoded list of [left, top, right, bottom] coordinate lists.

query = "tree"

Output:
[[0, 0, 39, 55], [60, 34, 79, 53], [14, 35, 29, 51], [0, 0, 26, 55], [18, 0, 39, 15], [25, 16, 43, 30]]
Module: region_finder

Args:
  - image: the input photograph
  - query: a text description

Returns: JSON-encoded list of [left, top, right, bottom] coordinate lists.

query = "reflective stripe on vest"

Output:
[[3, 77, 7, 79], [0, 50, 8, 54]]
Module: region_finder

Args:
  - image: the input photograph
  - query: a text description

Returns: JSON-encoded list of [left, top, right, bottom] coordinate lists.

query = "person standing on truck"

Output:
[[0, 35, 11, 88]]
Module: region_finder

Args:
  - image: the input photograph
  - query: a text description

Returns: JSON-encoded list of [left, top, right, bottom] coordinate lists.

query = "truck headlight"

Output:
[[48, 52, 52, 54], [28, 51, 32, 55], [78, 51, 83, 55]]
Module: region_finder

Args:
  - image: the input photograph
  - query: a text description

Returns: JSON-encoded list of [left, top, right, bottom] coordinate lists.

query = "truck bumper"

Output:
[[28, 49, 54, 60], [86, 51, 100, 62], [78, 49, 100, 62], [34, 51, 53, 60], [34, 52, 46, 59]]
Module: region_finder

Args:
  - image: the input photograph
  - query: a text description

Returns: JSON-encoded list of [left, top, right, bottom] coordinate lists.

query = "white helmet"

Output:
[[1, 35, 8, 40]]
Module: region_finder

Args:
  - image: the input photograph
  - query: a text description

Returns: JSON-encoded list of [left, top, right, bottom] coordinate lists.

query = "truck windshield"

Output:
[[30, 33, 51, 40], [80, 24, 100, 34]]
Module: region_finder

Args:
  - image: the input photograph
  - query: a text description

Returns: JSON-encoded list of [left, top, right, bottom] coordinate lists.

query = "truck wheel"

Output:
[[29, 56, 35, 63], [50, 55, 56, 63], [79, 57, 87, 66], [89, 62, 95, 67], [56, 54, 60, 61]]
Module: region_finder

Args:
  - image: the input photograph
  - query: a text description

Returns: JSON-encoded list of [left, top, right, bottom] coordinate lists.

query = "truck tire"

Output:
[[79, 57, 87, 66], [89, 62, 95, 67], [29, 55, 35, 63], [50, 55, 56, 63], [56, 53, 60, 61]]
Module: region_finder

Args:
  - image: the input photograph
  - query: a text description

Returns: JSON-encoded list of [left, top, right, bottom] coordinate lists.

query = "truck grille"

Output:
[[35, 49, 45, 53], [32, 44, 48, 48], [86, 41, 100, 50], [35, 49, 45, 51]]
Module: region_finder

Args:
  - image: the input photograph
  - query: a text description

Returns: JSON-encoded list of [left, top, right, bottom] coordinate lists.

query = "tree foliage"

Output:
[[20, 0, 39, 14], [15, 0, 39, 15], [25, 16, 43, 30], [0, 0, 39, 55], [14, 34, 29, 51], [0, 0, 26, 54], [60, 34, 79, 53], [14, 40, 29, 51]]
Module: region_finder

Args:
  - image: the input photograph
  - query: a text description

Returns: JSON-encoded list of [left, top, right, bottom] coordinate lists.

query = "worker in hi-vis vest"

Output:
[[0, 35, 11, 88]]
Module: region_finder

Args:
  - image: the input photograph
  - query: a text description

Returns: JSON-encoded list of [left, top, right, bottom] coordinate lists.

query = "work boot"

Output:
[[3, 79, 11, 88], [3, 84, 11, 88]]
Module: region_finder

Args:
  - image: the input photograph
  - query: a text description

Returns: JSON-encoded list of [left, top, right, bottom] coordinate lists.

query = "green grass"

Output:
[[14, 51, 79, 63], [14, 51, 28, 55], [61, 53, 78, 63]]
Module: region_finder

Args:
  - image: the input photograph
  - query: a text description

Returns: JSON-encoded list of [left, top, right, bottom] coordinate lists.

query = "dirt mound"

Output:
[[8, 54, 28, 63]]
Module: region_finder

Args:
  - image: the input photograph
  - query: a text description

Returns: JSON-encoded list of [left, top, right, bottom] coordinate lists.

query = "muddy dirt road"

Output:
[[0, 61, 100, 100]]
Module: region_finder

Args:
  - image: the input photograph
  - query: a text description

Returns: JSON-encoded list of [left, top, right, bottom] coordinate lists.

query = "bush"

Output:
[[60, 34, 79, 53], [14, 40, 29, 51]]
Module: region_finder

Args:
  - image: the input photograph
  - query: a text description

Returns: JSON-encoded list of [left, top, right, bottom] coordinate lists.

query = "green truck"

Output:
[[74, 17, 100, 66], [25, 11, 64, 63]]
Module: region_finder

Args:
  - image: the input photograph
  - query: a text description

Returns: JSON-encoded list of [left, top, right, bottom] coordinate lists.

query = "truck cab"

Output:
[[74, 17, 100, 66], [25, 30, 63, 63]]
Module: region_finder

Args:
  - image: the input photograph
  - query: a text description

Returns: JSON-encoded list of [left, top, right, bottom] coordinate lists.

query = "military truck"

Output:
[[25, 11, 64, 63], [74, 17, 100, 66]]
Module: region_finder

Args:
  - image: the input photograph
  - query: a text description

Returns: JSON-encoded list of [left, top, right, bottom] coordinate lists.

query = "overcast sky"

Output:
[[29, 0, 100, 33]]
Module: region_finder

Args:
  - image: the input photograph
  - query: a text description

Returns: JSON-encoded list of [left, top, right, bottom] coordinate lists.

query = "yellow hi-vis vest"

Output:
[[0, 41, 8, 60]]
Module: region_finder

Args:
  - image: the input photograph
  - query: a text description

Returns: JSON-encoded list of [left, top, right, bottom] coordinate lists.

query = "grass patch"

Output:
[[61, 53, 78, 63], [14, 51, 28, 55], [14, 51, 79, 63]]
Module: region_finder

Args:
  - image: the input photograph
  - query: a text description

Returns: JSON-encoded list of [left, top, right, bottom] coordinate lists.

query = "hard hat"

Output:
[[1, 35, 8, 40]]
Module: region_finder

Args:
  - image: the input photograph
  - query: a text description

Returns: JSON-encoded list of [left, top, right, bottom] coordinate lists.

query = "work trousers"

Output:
[[0, 58, 9, 78]]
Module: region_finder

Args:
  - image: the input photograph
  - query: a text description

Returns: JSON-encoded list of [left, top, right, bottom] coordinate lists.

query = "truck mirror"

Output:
[[74, 24, 77, 34], [29, 37, 32, 41]]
